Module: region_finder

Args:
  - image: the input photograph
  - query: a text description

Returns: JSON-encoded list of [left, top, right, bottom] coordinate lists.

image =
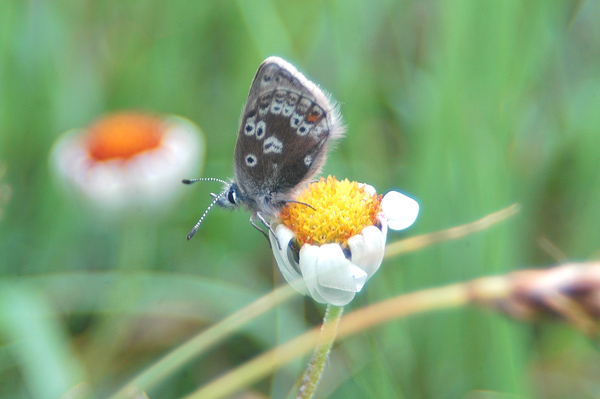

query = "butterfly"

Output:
[[184, 56, 345, 244]]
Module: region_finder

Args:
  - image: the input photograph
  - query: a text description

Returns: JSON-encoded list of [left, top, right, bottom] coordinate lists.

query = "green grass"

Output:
[[1, 0, 600, 398]]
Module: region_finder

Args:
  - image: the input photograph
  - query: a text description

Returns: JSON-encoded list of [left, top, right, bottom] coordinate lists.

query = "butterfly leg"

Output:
[[283, 199, 316, 211], [250, 212, 281, 250]]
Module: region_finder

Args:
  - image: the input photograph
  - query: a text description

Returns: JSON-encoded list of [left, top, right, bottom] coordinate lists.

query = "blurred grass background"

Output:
[[1, 0, 600, 398]]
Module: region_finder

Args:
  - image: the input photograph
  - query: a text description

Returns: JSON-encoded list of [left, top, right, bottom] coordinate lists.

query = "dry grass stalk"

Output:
[[470, 262, 600, 335]]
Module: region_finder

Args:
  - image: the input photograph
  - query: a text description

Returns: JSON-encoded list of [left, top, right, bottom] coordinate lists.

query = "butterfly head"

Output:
[[212, 182, 243, 209], [213, 180, 286, 219]]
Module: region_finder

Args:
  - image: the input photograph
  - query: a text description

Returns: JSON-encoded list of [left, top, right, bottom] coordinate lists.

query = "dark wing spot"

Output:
[[245, 154, 258, 167]]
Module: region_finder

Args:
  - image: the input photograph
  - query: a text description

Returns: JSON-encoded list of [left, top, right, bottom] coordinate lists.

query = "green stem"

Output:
[[297, 305, 344, 399]]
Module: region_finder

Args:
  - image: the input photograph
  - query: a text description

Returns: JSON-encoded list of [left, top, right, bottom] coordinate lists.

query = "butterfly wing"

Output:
[[233, 57, 345, 215]]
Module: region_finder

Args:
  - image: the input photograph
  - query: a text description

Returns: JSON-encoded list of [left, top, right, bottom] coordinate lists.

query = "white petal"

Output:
[[381, 191, 419, 230], [298, 245, 328, 303], [314, 244, 366, 292], [50, 129, 92, 190], [347, 225, 386, 277], [299, 244, 362, 306], [270, 223, 308, 295]]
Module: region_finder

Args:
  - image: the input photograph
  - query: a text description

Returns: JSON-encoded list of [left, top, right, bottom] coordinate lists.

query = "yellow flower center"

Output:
[[86, 113, 165, 161], [280, 176, 382, 247]]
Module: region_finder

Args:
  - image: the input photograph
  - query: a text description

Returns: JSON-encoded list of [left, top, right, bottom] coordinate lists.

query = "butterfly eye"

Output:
[[228, 188, 238, 204]]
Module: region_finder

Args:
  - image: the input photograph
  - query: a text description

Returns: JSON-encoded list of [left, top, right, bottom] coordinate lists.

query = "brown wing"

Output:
[[233, 57, 345, 204]]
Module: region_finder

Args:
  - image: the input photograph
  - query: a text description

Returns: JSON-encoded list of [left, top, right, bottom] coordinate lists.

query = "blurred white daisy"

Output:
[[270, 176, 419, 306], [50, 112, 203, 211]]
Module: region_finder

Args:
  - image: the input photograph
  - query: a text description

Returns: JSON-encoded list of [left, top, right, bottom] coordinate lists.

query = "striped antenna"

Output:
[[182, 177, 229, 185], [182, 177, 229, 240]]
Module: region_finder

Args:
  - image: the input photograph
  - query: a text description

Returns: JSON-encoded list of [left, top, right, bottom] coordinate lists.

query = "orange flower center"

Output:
[[280, 176, 382, 247], [86, 113, 165, 161]]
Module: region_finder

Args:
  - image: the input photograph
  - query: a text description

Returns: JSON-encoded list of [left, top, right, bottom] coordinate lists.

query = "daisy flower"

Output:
[[270, 176, 419, 306], [50, 112, 203, 211]]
